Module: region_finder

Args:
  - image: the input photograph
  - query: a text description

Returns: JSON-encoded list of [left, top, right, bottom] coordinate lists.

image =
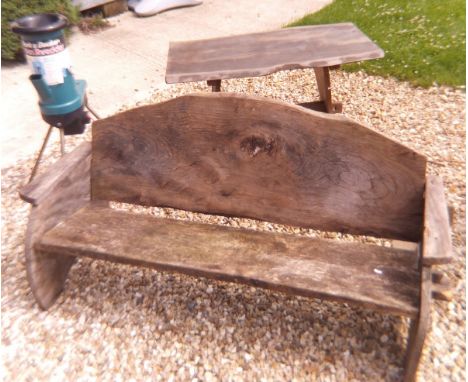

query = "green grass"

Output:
[[288, 0, 465, 87]]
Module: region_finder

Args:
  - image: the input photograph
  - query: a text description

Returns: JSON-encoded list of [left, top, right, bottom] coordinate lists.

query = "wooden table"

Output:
[[165, 23, 384, 113]]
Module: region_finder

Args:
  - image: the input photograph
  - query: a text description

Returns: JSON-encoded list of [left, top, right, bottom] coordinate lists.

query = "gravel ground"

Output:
[[1, 69, 465, 381]]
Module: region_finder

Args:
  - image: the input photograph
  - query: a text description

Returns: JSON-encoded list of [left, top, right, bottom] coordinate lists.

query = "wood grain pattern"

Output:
[[165, 23, 384, 84], [422, 175, 452, 265], [91, 93, 426, 241], [22, 142, 91, 310], [36, 204, 420, 317], [404, 265, 432, 382]]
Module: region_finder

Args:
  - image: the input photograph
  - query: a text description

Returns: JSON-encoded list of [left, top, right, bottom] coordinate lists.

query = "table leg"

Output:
[[313, 67, 342, 113], [207, 79, 221, 92]]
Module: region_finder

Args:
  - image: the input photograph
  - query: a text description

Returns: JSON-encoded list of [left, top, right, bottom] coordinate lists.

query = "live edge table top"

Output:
[[165, 23, 384, 84]]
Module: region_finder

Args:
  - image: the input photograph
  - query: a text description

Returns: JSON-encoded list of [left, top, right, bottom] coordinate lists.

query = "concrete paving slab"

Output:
[[1, 0, 331, 168]]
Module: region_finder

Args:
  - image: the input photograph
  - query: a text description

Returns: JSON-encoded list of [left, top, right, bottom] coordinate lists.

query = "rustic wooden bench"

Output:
[[20, 93, 452, 381], [165, 23, 384, 113]]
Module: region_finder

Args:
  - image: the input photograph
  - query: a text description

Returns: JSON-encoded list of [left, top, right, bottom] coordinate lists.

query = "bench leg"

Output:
[[313, 67, 342, 113], [207, 79, 221, 92], [25, 196, 85, 310], [25, 226, 75, 311], [403, 266, 432, 382]]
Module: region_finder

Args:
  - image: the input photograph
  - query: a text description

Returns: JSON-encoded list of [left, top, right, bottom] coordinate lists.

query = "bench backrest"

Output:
[[91, 93, 426, 242]]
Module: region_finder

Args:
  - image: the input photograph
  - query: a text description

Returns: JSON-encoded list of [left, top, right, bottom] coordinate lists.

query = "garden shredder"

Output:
[[11, 13, 100, 181]]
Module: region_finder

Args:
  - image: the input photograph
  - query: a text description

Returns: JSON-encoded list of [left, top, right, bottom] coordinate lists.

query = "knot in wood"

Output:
[[240, 136, 275, 157]]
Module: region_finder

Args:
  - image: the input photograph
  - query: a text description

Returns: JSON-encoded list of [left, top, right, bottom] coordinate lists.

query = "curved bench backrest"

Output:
[[91, 93, 426, 241]]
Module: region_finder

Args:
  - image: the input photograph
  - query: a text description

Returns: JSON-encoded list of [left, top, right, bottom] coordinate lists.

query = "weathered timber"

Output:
[[404, 265, 432, 382], [422, 175, 452, 265], [91, 93, 427, 241], [20, 143, 92, 206], [36, 204, 420, 317], [391, 240, 419, 252], [21, 142, 91, 309], [165, 23, 384, 84]]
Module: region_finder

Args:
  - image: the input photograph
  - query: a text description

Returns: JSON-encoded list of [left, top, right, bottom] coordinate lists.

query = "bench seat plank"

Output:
[[36, 204, 420, 317]]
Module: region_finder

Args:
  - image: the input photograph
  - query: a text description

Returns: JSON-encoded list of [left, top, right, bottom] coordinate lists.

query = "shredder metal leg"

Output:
[[59, 128, 65, 156], [85, 101, 101, 120], [28, 125, 54, 183], [28, 101, 100, 183], [313, 66, 342, 113]]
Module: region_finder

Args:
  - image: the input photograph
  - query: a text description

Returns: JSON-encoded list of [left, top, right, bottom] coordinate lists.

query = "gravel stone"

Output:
[[1, 69, 465, 381]]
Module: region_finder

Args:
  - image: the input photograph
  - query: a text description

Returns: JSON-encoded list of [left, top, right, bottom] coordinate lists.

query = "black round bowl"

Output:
[[11, 13, 68, 36]]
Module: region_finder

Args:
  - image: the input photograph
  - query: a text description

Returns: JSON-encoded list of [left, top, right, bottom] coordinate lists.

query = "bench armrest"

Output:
[[19, 142, 91, 206], [422, 175, 452, 265]]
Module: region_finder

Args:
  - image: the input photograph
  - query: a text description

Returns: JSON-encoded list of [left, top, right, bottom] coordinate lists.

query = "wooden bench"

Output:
[[19, 93, 452, 381], [165, 24, 384, 113]]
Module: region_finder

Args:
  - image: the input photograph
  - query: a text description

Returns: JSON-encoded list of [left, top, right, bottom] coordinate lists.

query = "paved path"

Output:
[[1, 0, 331, 168]]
